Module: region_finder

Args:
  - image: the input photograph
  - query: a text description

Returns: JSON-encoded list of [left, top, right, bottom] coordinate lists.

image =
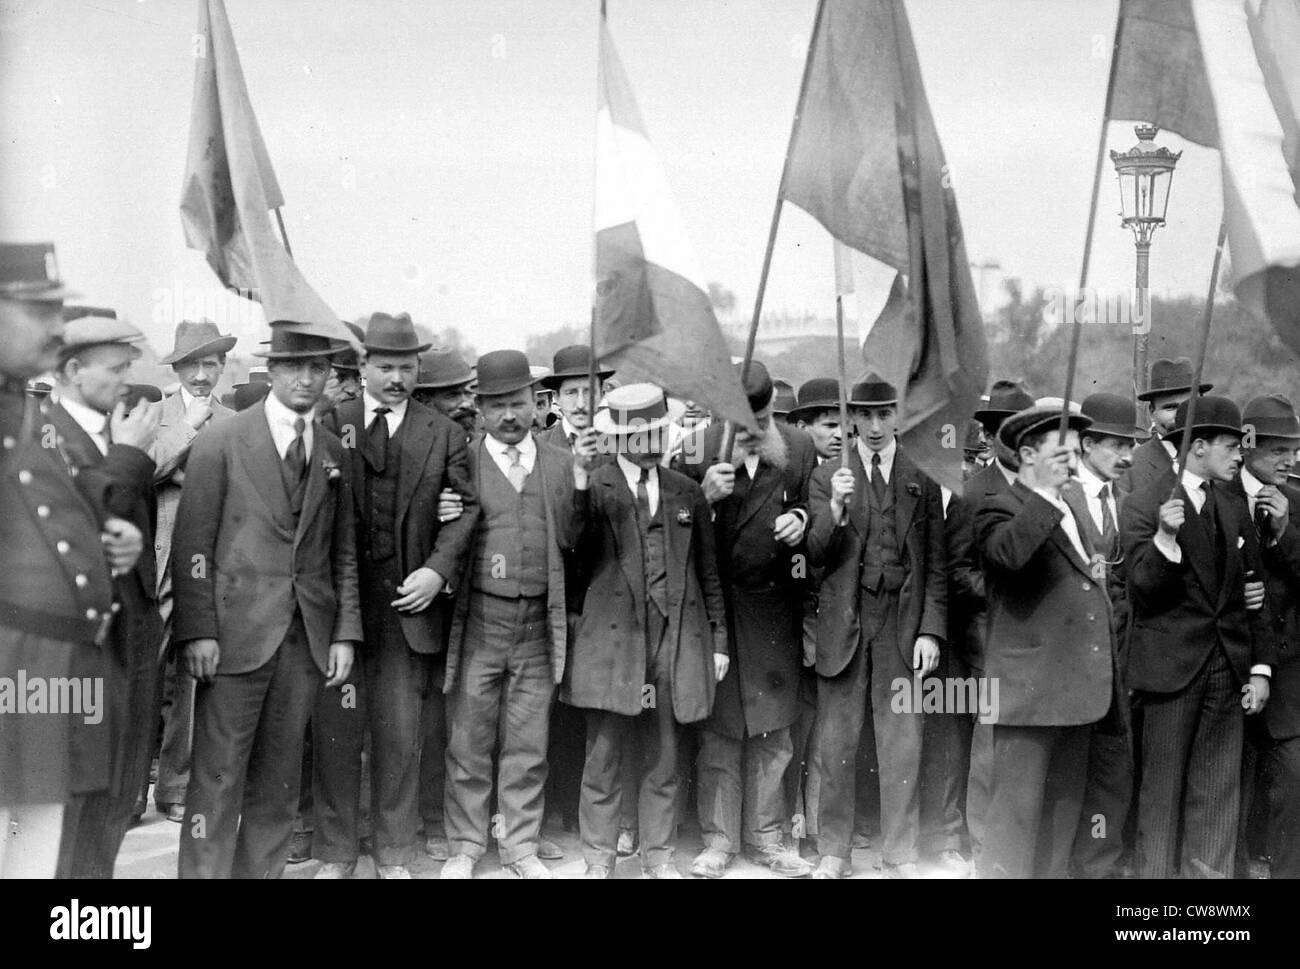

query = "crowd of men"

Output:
[[1, 240, 1297, 879]]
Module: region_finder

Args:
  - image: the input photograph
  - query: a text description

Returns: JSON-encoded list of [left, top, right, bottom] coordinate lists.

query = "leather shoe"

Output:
[[812, 855, 850, 879], [932, 849, 969, 877], [287, 830, 312, 865], [377, 864, 412, 879], [690, 847, 731, 879], [850, 831, 873, 849], [584, 864, 613, 880], [157, 802, 185, 824], [441, 854, 475, 879], [643, 862, 682, 879], [616, 827, 638, 857], [537, 838, 564, 861], [505, 854, 552, 879], [744, 844, 813, 877], [423, 835, 450, 862], [313, 861, 355, 879], [882, 861, 920, 879]]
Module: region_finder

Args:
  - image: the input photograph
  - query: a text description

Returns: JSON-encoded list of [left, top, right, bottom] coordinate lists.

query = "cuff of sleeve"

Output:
[[1154, 531, 1182, 563], [1250, 664, 1272, 677]]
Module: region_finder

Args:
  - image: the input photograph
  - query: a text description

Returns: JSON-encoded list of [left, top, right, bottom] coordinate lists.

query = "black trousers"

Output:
[[1265, 734, 1300, 878], [1071, 694, 1134, 878], [179, 613, 320, 879]]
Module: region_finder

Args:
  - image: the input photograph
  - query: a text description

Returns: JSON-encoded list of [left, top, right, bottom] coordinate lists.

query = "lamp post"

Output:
[[1110, 124, 1181, 430]]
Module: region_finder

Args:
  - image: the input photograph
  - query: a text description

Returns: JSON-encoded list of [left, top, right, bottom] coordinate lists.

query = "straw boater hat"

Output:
[[998, 405, 1093, 452], [594, 383, 686, 436], [540, 344, 614, 390], [160, 318, 237, 366]]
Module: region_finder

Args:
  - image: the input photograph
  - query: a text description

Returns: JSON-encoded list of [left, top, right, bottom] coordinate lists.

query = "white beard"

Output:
[[730, 420, 788, 471]]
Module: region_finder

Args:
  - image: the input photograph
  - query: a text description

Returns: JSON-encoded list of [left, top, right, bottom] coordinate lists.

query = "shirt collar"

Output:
[[364, 390, 407, 423], [617, 454, 657, 487], [264, 390, 311, 429], [996, 459, 1018, 487], [485, 431, 536, 460], [559, 415, 582, 440], [1179, 467, 1209, 493], [1241, 466, 1266, 498], [59, 393, 109, 439], [1076, 460, 1112, 497], [857, 435, 897, 474]]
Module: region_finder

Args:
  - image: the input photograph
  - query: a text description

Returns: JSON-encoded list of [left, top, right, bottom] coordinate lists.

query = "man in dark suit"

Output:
[[805, 375, 947, 879], [1121, 396, 1278, 878], [975, 405, 1115, 878], [41, 314, 161, 877], [537, 343, 613, 452], [1119, 357, 1213, 497], [310, 312, 478, 879], [1232, 394, 1300, 878], [172, 325, 362, 879], [681, 361, 816, 878], [944, 378, 1035, 862], [563, 383, 729, 879], [1060, 393, 1140, 878], [440, 350, 592, 879]]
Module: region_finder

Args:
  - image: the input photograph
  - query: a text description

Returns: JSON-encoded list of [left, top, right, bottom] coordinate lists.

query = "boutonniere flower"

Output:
[[1088, 553, 1107, 582], [906, 482, 922, 498], [676, 507, 693, 526], [322, 459, 341, 481]]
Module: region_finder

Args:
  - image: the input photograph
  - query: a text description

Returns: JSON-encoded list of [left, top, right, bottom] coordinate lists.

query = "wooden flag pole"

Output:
[[590, 0, 607, 426], [274, 207, 294, 259], [1171, 219, 1228, 493], [718, 0, 828, 462], [835, 294, 852, 470], [1058, 8, 1124, 442]]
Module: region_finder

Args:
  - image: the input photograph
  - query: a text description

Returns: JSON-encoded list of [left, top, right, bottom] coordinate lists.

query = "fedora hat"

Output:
[[161, 317, 237, 366], [58, 314, 146, 361], [1080, 392, 1142, 439], [771, 378, 796, 417], [739, 360, 775, 411], [0, 242, 79, 302], [1242, 394, 1300, 441], [1163, 395, 1243, 447], [998, 405, 1093, 452], [252, 326, 343, 361], [416, 346, 475, 390], [788, 378, 842, 422], [359, 311, 431, 355], [474, 349, 538, 397], [540, 344, 614, 389], [973, 379, 1035, 425], [1138, 357, 1213, 401], [330, 321, 366, 373], [593, 383, 686, 436], [848, 373, 897, 408]]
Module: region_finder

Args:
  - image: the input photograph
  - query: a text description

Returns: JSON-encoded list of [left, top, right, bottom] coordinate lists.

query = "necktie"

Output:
[[870, 452, 886, 506], [1254, 496, 1272, 540], [1098, 482, 1118, 554], [101, 416, 113, 451], [1200, 480, 1226, 574], [637, 466, 653, 519], [568, 432, 577, 451], [285, 416, 306, 482], [368, 406, 391, 473], [505, 444, 527, 492]]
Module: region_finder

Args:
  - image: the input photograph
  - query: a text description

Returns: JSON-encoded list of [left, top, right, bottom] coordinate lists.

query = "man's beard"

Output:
[[730, 420, 788, 470]]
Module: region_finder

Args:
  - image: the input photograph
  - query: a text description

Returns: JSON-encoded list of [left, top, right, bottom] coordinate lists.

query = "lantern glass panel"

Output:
[[1149, 168, 1172, 221]]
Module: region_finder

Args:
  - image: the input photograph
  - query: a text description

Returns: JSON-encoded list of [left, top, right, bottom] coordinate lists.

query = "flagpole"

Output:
[[590, 0, 606, 419], [718, 0, 828, 462], [1058, 8, 1124, 441], [835, 294, 851, 470], [1171, 219, 1228, 493], [273, 207, 294, 259]]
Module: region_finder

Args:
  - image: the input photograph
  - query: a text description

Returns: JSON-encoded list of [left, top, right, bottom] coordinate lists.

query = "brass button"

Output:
[[37, 504, 50, 518], [2, 436, 14, 450], [86, 608, 98, 620], [56, 540, 70, 554], [75, 574, 88, 588], [18, 469, 32, 485], [1081, 582, 1091, 591]]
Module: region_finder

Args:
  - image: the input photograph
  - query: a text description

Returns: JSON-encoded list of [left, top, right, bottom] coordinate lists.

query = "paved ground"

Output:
[[117, 784, 973, 880]]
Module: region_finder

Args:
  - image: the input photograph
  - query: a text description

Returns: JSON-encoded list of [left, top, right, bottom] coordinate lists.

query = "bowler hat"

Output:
[[1163, 395, 1243, 447], [737, 360, 775, 412], [359, 312, 431, 354], [161, 318, 237, 366], [1079, 393, 1141, 440], [973, 379, 1035, 425], [771, 378, 796, 417], [1242, 394, 1300, 442], [788, 378, 842, 422], [474, 349, 538, 397], [252, 327, 342, 361], [998, 405, 1093, 452], [540, 344, 614, 389], [330, 321, 365, 373], [416, 347, 475, 390], [0, 242, 78, 302], [58, 315, 146, 361], [1138, 357, 1213, 401], [593, 383, 685, 436], [848, 373, 898, 408]]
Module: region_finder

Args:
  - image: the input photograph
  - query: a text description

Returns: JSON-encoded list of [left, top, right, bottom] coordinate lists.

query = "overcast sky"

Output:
[[1, 0, 1227, 358]]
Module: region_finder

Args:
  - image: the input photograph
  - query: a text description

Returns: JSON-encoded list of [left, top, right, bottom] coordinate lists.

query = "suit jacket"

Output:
[[1121, 476, 1280, 694], [562, 461, 728, 723], [1118, 436, 1174, 498], [149, 391, 234, 594], [975, 481, 1114, 726], [946, 460, 1016, 671], [675, 421, 816, 737], [1233, 477, 1300, 740], [335, 397, 478, 654], [805, 446, 946, 678], [444, 435, 585, 689], [171, 404, 363, 675], [1061, 475, 1131, 649]]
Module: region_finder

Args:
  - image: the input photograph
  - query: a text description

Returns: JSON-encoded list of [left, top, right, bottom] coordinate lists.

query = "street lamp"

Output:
[[1111, 123, 1181, 428]]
